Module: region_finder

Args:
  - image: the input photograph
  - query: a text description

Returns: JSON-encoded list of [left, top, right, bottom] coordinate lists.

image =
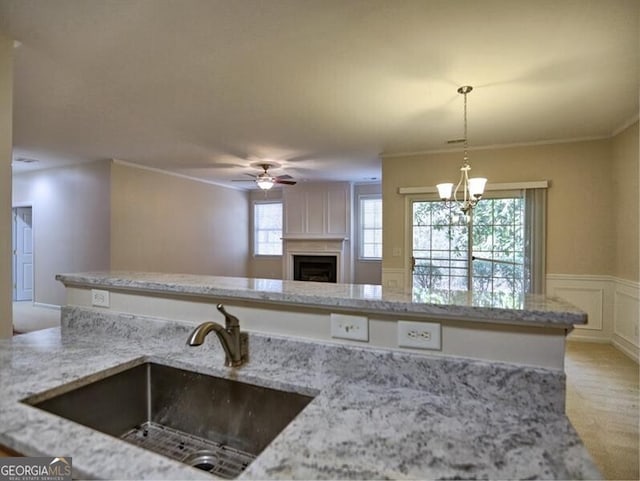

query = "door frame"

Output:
[[404, 193, 439, 292]]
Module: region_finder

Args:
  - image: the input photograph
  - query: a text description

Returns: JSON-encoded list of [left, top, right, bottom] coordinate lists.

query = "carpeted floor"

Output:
[[565, 341, 639, 481], [12, 301, 61, 334]]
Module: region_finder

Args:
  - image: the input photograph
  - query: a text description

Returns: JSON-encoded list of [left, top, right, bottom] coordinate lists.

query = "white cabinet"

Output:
[[283, 182, 351, 238]]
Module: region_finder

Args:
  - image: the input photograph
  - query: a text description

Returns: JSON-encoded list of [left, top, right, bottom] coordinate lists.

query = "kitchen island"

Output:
[[56, 271, 587, 369], [0, 304, 599, 480]]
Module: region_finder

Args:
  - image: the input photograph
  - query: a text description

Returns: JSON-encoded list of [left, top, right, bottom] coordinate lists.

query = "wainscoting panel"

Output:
[[553, 287, 603, 331], [546, 275, 609, 332], [548, 274, 639, 362], [613, 279, 640, 360], [381, 268, 407, 290]]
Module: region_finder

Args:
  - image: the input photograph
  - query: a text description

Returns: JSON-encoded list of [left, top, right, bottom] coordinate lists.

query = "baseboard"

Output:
[[566, 334, 610, 344], [612, 334, 640, 363], [33, 302, 62, 311]]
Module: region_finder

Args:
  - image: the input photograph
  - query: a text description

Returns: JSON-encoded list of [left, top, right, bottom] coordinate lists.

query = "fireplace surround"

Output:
[[283, 237, 348, 283]]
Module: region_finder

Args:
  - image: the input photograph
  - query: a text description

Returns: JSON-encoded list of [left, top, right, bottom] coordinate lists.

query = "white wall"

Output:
[[111, 161, 250, 277], [12, 161, 111, 306], [0, 35, 12, 338]]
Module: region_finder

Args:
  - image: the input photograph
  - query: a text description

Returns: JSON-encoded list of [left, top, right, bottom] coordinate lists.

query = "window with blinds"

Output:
[[411, 188, 545, 297], [360, 196, 382, 259], [254, 202, 283, 256]]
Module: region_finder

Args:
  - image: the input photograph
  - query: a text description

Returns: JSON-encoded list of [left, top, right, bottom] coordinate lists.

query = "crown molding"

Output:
[[381, 135, 610, 159], [611, 114, 639, 137], [111, 159, 246, 192]]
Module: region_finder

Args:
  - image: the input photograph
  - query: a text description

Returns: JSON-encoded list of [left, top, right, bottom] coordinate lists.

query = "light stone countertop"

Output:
[[0, 306, 600, 480], [56, 271, 587, 328]]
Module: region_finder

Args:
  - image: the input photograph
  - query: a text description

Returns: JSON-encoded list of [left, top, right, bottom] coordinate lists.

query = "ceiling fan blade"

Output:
[[243, 173, 258, 178], [231, 179, 256, 182], [275, 179, 297, 185], [275, 174, 293, 180]]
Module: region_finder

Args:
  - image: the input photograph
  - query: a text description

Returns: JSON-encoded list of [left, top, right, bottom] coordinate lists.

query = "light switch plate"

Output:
[[91, 289, 110, 308], [330, 313, 369, 341], [397, 320, 441, 350]]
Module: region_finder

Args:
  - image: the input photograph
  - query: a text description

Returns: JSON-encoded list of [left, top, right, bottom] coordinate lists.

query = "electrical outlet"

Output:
[[91, 289, 110, 308], [397, 320, 441, 350], [330, 313, 369, 341]]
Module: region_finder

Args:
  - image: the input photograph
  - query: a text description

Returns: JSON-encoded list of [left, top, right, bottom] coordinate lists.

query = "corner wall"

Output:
[[551, 123, 639, 361], [110, 162, 249, 277], [0, 35, 12, 338], [611, 121, 639, 358], [12, 160, 112, 306]]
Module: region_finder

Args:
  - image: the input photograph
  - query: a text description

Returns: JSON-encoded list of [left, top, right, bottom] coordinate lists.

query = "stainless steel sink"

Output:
[[25, 362, 314, 478]]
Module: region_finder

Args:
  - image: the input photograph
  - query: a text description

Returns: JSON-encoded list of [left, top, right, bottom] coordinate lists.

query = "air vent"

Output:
[[446, 138, 466, 144]]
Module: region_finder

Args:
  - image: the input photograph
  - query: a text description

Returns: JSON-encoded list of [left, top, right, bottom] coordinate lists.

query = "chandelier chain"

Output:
[[463, 89, 469, 165]]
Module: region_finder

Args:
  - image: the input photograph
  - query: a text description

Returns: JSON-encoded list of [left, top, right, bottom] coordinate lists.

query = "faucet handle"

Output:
[[217, 303, 240, 328]]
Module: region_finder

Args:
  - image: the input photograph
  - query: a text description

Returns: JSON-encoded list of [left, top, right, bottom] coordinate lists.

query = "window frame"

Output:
[[358, 194, 383, 261], [252, 200, 283, 257], [406, 186, 545, 295]]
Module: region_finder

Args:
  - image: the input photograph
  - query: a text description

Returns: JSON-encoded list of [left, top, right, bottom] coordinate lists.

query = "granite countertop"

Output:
[[56, 271, 587, 328], [0, 306, 600, 480]]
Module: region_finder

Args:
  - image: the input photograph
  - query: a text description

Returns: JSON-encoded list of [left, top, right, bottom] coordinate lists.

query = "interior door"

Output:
[[14, 207, 33, 301]]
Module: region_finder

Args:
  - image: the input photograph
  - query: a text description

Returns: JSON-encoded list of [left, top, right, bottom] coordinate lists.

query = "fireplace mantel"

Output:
[[282, 235, 349, 241], [283, 237, 349, 283]]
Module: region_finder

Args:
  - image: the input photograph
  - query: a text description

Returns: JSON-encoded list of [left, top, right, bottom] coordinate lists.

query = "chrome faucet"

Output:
[[187, 304, 245, 367]]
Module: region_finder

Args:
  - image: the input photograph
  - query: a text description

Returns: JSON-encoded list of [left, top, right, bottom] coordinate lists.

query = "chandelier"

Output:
[[436, 86, 487, 220]]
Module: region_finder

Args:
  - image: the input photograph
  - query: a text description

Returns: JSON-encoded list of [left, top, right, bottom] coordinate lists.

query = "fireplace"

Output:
[[293, 255, 337, 283]]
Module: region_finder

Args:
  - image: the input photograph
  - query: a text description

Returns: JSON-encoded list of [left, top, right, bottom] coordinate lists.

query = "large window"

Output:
[[254, 202, 282, 256], [411, 188, 545, 297], [360, 196, 382, 259]]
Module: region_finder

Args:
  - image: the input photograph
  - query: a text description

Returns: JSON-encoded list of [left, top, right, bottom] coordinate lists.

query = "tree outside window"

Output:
[[412, 196, 526, 301]]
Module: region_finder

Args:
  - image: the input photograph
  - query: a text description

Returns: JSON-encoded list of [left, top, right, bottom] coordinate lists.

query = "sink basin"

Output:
[[25, 362, 314, 478]]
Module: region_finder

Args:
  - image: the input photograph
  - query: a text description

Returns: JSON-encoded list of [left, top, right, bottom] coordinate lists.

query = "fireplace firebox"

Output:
[[293, 255, 337, 283]]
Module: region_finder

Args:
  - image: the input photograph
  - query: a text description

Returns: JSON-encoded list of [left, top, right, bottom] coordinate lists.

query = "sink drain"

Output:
[[184, 451, 219, 472], [121, 422, 255, 479]]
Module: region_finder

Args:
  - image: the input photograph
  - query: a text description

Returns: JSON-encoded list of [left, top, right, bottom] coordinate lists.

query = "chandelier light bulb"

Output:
[[468, 177, 487, 199], [437, 183, 454, 200]]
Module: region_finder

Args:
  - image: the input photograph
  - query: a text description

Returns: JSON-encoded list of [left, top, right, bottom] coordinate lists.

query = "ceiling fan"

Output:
[[233, 163, 297, 190]]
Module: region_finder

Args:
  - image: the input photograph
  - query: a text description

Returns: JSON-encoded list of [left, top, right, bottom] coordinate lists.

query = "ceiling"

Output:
[[1, 0, 638, 188]]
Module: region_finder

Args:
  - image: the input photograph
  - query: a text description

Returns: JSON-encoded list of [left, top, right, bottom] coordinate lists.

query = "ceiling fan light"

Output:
[[256, 178, 275, 190]]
